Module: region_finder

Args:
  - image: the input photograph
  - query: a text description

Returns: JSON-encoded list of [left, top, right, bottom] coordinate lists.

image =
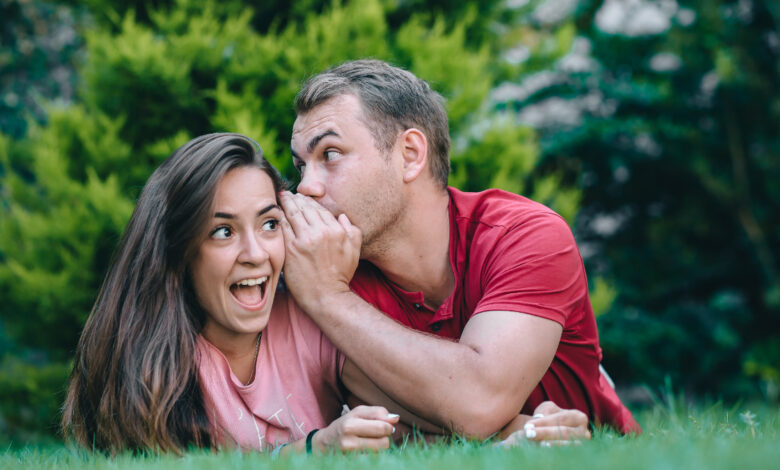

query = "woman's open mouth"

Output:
[[229, 276, 268, 310]]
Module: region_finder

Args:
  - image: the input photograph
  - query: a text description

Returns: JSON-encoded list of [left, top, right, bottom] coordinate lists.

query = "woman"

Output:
[[62, 133, 588, 454], [62, 133, 396, 454]]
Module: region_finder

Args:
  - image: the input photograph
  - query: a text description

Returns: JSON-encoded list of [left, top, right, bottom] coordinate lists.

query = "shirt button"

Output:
[[413, 303, 422, 310], [431, 322, 442, 332]]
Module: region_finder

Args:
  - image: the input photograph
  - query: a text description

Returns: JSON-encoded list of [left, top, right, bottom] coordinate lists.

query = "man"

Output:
[[279, 59, 640, 440]]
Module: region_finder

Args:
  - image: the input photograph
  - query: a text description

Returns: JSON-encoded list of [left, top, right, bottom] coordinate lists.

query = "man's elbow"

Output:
[[448, 397, 519, 440]]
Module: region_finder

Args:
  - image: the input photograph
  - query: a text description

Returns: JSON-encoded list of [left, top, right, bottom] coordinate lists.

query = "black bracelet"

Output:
[[305, 428, 319, 454]]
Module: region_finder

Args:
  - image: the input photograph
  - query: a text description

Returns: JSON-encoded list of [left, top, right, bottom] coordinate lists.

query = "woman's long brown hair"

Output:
[[61, 133, 284, 454]]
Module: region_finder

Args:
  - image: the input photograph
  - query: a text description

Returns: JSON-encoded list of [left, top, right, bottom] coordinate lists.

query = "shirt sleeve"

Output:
[[472, 211, 588, 326]]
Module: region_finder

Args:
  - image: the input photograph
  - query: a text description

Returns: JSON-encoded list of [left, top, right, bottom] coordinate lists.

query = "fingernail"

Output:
[[392, 426, 396, 433], [525, 423, 536, 439], [387, 413, 400, 419], [533, 413, 544, 419]]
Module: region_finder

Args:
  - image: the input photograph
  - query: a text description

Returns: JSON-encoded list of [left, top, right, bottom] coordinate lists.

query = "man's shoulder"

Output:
[[448, 186, 579, 282], [447, 186, 566, 232]]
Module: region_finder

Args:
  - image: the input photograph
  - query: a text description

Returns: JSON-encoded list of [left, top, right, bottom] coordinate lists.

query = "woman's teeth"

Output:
[[236, 277, 267, 287], [231, 277, 268, 306]]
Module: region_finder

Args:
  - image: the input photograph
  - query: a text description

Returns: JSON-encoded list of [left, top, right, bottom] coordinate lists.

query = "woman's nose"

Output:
[[237, 232, 270, 265]]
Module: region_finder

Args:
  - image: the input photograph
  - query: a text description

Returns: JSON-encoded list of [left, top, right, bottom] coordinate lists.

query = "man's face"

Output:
[[291, 94, 404, 254]]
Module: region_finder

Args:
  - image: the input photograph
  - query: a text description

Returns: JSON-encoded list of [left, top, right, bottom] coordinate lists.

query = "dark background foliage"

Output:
[[495, 0, 779, 400]]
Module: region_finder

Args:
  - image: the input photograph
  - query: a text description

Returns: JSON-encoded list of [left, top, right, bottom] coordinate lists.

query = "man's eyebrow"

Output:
[[213, 204, 279, 219], [307, 129, 339, 154]]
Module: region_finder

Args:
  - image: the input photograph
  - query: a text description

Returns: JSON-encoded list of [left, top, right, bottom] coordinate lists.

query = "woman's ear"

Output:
[[399, 128, 428, 183]]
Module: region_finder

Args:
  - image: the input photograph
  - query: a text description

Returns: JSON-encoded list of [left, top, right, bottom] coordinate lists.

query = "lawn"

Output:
[[3, 404, 779, 469]]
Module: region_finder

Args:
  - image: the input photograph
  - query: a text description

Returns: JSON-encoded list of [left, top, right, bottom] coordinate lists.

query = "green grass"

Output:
[[3, 404, 779, 469]]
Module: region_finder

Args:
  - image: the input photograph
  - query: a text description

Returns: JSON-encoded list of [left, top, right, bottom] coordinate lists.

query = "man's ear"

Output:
[[399, 128, 428, 183]]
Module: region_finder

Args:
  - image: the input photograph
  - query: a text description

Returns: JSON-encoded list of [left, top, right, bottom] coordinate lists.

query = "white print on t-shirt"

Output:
[[236, 406, 265, 449], [268, 408, 284, 426], [286, 393, 307, 439], [251, 413, 264, 449], [263, 394, 306, 441]]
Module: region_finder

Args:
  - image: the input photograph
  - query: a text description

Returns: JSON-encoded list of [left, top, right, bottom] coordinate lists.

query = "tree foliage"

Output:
[[495, 0, 780, 400], [0, 0, 83, 138]]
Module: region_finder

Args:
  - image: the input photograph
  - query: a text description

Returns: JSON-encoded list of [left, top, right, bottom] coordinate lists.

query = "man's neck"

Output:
[[364, 186, 454, 310]]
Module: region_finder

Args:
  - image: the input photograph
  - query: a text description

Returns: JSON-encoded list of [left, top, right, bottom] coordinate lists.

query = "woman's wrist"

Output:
[[312, 425, 332, 453]]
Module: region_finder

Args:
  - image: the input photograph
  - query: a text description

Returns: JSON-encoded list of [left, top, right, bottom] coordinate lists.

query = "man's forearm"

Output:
[[307, 291, 494, 435], [300, 290, 553, 438]]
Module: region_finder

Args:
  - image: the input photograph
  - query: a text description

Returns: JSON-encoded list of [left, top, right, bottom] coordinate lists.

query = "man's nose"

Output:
[[296, 166, 325, 199]]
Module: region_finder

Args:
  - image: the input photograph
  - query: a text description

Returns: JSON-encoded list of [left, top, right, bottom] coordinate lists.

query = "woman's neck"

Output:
[[201, 326, 262, 384]]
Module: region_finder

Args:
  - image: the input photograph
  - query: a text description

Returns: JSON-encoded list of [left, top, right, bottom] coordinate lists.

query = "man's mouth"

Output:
[[229, 276, 268, 308]]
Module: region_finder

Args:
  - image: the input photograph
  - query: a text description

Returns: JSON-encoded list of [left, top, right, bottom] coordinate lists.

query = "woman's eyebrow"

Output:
[[257, 204, 280, 216], [212, 204, 280, 220]]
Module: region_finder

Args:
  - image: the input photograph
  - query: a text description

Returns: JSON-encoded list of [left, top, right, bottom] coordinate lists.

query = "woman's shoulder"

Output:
[[267, 287, 335, 367], [269, 287, 319, 333]]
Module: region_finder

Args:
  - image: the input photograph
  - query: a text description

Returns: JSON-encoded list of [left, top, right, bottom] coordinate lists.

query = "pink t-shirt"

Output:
[[196, 291, 345, 451]]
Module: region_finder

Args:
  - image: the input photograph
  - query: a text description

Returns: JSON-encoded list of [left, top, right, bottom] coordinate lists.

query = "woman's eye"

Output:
[[295, 162, 305, 174], [211, 226, 232, 239], [324, 150, 340, 161], [262, 219, 279, 231]]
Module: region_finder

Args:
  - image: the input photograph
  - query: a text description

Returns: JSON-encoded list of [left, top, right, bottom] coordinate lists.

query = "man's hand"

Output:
[[279, 191, 362, 312], [496, 401, 591, 447]]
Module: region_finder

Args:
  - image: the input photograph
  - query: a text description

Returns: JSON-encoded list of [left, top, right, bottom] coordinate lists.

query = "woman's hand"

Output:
[[497, 401, 591, 447], [313, 405, 399, 452]]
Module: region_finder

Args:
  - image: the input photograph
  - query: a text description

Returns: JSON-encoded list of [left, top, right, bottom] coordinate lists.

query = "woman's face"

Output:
[[190, 166, 284, 345]]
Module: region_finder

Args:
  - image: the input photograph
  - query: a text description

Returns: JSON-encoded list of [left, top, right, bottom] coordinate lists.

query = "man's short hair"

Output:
[[295, 59, 450, 188]]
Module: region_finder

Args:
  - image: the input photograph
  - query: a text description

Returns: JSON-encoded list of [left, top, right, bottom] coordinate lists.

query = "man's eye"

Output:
[[294, 162, 305, 174], [262, 219, 279, 231], [324, 150, 340, 161], [211, 226, 232, 239]]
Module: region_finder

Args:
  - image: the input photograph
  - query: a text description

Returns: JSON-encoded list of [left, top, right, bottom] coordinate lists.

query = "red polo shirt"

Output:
[[349, 187, 640, 434]]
